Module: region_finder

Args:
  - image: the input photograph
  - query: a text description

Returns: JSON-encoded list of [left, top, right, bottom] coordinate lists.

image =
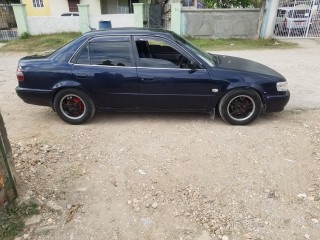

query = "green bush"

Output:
[[19, 32, 31, 40]]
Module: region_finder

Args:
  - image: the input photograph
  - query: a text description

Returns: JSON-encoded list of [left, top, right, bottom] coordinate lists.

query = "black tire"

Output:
[[218, 89, 262, 125], [54, 89, 95, 124]]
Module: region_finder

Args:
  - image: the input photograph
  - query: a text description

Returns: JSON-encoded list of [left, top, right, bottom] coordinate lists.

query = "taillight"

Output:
[[16, 66, 24, 81]]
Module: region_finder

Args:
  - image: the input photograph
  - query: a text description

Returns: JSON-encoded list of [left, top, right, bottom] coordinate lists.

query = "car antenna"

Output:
[[87, 24, 96, 31]]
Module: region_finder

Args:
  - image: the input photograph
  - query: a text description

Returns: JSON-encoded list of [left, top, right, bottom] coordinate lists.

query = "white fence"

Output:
[[27, 16, 80, 35], [0, 29, 18, 40], [26, 14, 134, 35], [89, 14, 134, 30]]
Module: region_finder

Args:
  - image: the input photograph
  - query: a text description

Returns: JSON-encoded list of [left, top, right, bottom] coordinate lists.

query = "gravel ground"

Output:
[[0, 39, 320, 240]]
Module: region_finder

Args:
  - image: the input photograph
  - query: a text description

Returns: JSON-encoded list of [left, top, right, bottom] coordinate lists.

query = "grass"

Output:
[[187, 38, 298, 51], [0, 201, 39, 240], [0, 32, 298, 53], [0, 32, 81, 53]]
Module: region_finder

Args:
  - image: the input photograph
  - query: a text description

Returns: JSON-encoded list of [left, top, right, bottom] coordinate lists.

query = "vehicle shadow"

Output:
[[89, 111, 283, 126], [90, 111, 214, 124], [32, 107, 285, 126]]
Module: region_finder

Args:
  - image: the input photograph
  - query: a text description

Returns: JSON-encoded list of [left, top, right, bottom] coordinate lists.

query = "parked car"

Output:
[[61, 12, 79, 17], [274, 7, 311, 35], [16, 28, 290, 125]]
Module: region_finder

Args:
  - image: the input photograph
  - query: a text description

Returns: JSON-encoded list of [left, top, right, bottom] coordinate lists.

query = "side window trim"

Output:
[[133, 36, 205, 69], [69, 39, 90, 64]]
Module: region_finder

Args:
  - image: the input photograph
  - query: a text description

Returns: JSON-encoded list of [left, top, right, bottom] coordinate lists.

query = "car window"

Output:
[[135, 38, 195, 69], [171, 32, 215, 67], [77, 45, 89, 64], [76, 41, 132, 66]]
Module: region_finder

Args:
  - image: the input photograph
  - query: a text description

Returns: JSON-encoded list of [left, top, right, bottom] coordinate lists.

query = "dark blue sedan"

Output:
[[16, 28, 290, 125]]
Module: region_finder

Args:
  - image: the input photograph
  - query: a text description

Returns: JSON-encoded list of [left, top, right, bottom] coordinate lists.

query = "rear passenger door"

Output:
[[72, 36, 139, 110]]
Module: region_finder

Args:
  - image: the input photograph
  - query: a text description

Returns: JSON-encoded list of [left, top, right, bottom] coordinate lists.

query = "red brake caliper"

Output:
[[73, 97, 84, 112]]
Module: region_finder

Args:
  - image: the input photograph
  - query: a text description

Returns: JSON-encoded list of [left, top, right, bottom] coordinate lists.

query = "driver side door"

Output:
[[134, 36, 212, 111]]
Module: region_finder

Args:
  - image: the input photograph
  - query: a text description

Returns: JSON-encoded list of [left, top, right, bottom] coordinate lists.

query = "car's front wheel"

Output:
[[218, 89, 262, 125], [54, 89, 95, 124]]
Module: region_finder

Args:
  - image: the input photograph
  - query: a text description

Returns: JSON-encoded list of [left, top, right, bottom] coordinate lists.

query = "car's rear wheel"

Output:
[[54, 89, 95, 124], [218, 89, 262, 125]]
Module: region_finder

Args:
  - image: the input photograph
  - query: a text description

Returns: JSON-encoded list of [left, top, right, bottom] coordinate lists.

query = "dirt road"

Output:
[[0, 39, 320, 240]]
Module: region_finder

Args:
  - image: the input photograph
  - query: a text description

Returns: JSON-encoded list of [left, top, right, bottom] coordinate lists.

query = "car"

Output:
[[15, 28, 290, 125], [61, 12, 79, 17], [274, 7, 311, 35]]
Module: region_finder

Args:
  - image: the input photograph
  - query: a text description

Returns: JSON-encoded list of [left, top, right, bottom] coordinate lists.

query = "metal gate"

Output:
[[273, 0, 320, 37], [0, 3, 18, 41], [144, 1, 171, 30]]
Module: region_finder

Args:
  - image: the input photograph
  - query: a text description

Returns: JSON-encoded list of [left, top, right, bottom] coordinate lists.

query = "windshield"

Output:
[[172, 32, 218, 67]]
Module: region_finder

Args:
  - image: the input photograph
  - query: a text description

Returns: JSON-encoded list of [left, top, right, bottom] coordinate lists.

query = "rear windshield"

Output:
[[48, 34, 87, 62]]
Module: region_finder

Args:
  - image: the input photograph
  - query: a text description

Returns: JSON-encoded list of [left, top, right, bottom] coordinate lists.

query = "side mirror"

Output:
[[188, 61, 198, 70]]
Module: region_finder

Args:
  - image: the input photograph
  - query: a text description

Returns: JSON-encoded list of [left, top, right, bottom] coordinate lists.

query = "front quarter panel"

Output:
[[207, 67, 289, 111]]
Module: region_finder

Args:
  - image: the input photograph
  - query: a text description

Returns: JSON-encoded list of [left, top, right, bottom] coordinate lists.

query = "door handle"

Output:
[[75, 73, 88, 79], [141, 77, 155, 82]]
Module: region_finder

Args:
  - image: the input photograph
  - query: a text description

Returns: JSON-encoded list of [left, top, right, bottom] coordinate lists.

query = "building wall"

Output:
[[50, 0, 69, 16], [182, 9, 260, 38], [17, 0, 137, 34], [21, 0, 141, 17], [22, 0, 51, 16], [81, 0, 101, 16]]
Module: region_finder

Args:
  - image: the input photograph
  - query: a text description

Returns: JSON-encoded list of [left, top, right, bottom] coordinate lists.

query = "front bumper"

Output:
[[16, 87, 54, 107], [264, 90, 290, 113]]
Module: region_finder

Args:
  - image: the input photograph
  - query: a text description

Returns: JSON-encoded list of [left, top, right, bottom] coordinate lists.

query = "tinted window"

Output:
[[77, 45, 89, 64], [76, 41, 132, 66], [135, 39, 189, 69]]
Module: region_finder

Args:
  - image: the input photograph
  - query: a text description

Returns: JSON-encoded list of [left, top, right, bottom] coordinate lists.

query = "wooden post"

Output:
[[0, 111, 18, 208]]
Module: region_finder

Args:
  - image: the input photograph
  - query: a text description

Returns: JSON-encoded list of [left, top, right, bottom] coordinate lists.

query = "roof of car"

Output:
[[82, 28, 176, 39], [278, 5, 310, 10]]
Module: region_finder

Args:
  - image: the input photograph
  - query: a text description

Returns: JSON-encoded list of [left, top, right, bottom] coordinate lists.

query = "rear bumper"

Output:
[[16, 87, 54, 107], [264, 91, 290, 113]]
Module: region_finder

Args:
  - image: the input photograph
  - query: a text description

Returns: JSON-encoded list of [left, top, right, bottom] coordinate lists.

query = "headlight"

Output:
[[277, 82, 288, 91]]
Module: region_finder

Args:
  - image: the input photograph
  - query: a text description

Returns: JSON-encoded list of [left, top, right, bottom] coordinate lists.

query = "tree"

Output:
[[256, 0, 266, 39], [4, 0, 21, 3], [203, 0, 261, 8], [218, 0, 252, 8]]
